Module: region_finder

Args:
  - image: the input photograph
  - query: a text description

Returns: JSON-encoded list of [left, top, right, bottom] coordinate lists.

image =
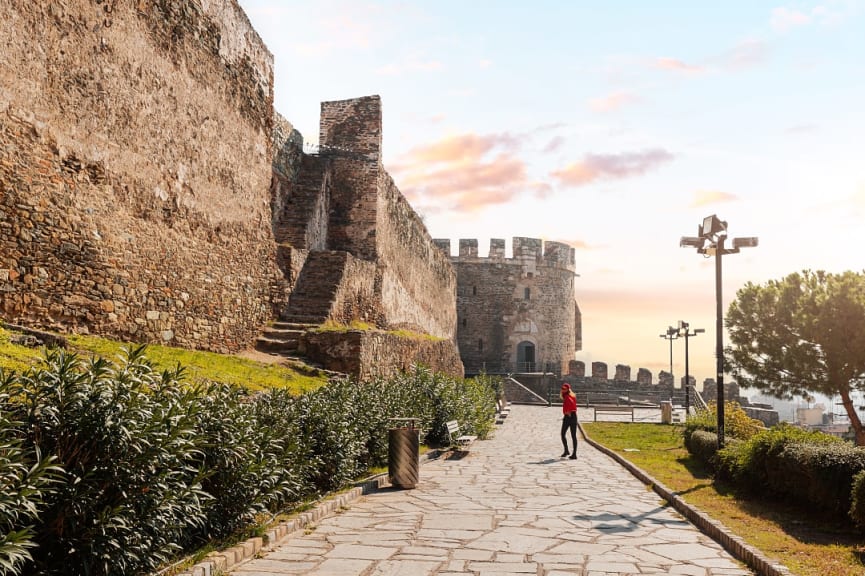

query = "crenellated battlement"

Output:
[[434, 237, 576, 272]]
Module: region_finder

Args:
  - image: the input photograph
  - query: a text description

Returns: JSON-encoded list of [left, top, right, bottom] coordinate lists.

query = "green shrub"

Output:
[[0, 373, 61, 575], [686, 429, 719, 464], [849, 470, 865, 528], [770, 441, 865, 517], [192, 384, 303, 542], [715, 438, 750, 483], [740, 423, 841, 492], [7, 347, 208, 576], [683, 401, 763, 448]]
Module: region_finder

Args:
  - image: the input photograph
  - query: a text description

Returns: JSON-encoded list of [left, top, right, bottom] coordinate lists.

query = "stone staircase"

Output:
[[281, 251, 351, 324], [255, 321, 317, 358]]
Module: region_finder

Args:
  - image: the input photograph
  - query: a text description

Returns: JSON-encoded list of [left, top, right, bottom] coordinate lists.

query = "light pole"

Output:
[[659, 326, 678, 387], [681, 215, 757, 448], [677, 320, 705, 416]]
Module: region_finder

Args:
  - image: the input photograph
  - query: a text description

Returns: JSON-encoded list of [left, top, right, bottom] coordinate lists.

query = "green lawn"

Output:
[[582, 422, 865, 576], [0, 326, 328, 393]]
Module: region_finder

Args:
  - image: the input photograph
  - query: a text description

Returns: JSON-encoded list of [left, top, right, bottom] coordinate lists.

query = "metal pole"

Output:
[[684, 330, 690, 415], [669, 334, 674, 384], [715, 236, 725, 449]]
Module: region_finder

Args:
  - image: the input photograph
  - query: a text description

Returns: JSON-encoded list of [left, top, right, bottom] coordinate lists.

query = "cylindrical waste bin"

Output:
[[388, 418, 420, 489], [660, 400, 673, 424]]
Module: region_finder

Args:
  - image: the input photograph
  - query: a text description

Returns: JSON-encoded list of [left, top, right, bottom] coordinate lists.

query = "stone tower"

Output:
[[434, 237, 581, 376]]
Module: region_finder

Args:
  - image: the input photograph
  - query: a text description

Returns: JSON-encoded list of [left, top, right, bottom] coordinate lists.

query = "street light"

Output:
[[659, 326, 679, 387], [680, 214, 757, 449], [677, 320, 705, 416]]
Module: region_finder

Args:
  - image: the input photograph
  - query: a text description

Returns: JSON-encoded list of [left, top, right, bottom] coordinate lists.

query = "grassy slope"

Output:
[[582, 422, 865, 576], [0, 326, 328, 393]]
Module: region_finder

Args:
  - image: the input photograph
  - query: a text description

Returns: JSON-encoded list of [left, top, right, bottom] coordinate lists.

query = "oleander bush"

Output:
[[849, 470, 865, 528], [0, 347, 498, 575], [5, 347, 209, 576], [685, 429, 720, 464]]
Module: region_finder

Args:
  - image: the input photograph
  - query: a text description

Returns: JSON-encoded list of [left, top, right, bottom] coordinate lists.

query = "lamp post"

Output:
[[677, 320, 705, 416], [659, 326, 678, 387], [680, 215, 757, 449]]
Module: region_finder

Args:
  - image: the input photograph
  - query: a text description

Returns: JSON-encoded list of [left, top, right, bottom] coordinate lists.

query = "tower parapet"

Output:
[[435, 237, 576, 272]]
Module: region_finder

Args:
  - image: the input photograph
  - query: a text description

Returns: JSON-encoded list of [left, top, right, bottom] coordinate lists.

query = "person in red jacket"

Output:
[[560, 383, 578, 459]]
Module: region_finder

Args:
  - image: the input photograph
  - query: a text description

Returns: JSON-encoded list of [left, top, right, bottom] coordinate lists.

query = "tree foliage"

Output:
[[726, 270, 865, 444]]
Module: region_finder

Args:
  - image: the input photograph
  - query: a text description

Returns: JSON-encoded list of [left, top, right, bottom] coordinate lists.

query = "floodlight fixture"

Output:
[[680, 236, 703, 248], [700, 214, 727, 238], [732, 237, 759, 249]]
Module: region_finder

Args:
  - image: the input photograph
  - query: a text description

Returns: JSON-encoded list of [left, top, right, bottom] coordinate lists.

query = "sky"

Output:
[[237, 0, 865, 390]]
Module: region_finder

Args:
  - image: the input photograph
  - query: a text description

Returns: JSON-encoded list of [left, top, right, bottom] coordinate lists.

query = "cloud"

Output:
[[542, 135, 566, 154], [786, 123, 818, 134], [654, 57, 705, 74], [550, 149, 674, 188], [376, 56, 443, 76], [770, 7, 812, 31], [555, 238, 593, 250], [690, 190, 740, 208], [589, 91, 639, 112], [479, 59, 493, 69], [722, 39, 769, 70], [388, 132, 533, 212]]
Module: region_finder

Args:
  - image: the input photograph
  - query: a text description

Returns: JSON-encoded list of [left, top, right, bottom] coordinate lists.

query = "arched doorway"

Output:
[[516, 341, 536, 372]]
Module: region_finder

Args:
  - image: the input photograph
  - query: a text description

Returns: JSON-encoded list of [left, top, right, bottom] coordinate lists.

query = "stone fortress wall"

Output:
[[435, 237, 580, 376], [0, 0, 282, 352], [1, 1, 460, 375]]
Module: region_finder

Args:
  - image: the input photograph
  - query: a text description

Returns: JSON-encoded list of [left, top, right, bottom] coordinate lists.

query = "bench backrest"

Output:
[[445, 420, 459, 435]]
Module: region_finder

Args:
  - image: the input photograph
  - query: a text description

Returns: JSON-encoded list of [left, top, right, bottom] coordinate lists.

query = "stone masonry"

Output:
[[435, 237, 579, 376], [0, 0, 283, 353]]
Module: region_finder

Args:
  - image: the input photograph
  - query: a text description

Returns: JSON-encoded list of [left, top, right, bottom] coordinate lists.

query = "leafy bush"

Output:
[[685, 429, 719, 465], [0, 374, 60, 575], [0, 349, 498, 574], [739, 423, 841, 492], [683, 401, 763, 448], [7, 347, 208, 576], [192, 384, 303, 542], [849, 470, 865, 528]]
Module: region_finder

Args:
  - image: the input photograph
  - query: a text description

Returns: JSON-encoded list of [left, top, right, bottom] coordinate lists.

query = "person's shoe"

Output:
[[560, 450, 569, 458], [569, 452, 578, 460]]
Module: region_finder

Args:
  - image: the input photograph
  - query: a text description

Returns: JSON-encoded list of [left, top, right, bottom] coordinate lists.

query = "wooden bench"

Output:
[[592, 405, 635, 422], [446, 420, 478, 450], [496, 398, 511, 420]]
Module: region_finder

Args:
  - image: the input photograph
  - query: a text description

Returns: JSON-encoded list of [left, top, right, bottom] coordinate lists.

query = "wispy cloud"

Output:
[[542, 135, 566, 154], [589, 91, 639, 112], [722, 39, 769, 70], [690, 189, 740, 207], [388, 132, 535, 212], [786, 123, 818, 134], [770, 7, 812, 32], [654, 57, 705, 74], [770, 5, 846, 32], [550, 149, 674, 188], [479, 59, 493, 69], [376, 55, 443, 76]]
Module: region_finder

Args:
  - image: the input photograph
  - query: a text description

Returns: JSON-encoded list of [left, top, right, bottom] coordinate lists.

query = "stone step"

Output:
[[270, 321, 318, 331], [281, 313, 327, 324], [261, 327, 305, 340], [256, 336, 299, 354]]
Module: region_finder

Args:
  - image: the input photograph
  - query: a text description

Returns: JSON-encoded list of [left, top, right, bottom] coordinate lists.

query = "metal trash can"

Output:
[[660, 400, 673, 424], [388, 418, 420, 489]]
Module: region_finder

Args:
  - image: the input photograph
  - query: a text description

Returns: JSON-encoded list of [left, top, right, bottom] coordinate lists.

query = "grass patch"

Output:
[[0, 326, 328, 393], [583, 422, 865, 576], [312, 321, 443, 342]]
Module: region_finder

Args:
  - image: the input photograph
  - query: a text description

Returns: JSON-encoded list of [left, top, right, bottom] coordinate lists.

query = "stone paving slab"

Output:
[[231, 405, 754, 575]]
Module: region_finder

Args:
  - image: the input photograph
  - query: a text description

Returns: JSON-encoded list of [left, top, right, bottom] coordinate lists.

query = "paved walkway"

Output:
[[231, 405, 753, 575]]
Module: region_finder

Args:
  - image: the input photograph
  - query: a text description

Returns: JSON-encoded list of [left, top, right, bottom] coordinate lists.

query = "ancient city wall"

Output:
[[438, 237, 578, 375], [279, 96, 457, 341], [0, 0, 283, 352]]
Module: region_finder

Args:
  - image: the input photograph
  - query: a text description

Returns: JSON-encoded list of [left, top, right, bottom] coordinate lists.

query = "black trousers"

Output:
[[561, 412, 577, 452]]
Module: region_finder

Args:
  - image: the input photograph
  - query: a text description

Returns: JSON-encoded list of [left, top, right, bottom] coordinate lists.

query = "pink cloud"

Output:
[[376, 57, 443, 76], [550, 149, 674, 188], [589, 91, 639, 112], [654, 57, 705, 74], [690, 190, 739, 208], [388, 132, 530, 212]]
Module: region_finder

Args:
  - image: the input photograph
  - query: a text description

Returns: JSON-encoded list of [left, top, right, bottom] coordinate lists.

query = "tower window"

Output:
[[462, 318, 467, 328], [524, 287, 531, 300], [478, 338, 483, 352], [472, 285, 477, 296]]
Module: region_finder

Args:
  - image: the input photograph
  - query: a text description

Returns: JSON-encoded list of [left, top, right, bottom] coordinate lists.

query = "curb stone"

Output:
[[579, 422, 794, 576], [174, 449, 447, 576]]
